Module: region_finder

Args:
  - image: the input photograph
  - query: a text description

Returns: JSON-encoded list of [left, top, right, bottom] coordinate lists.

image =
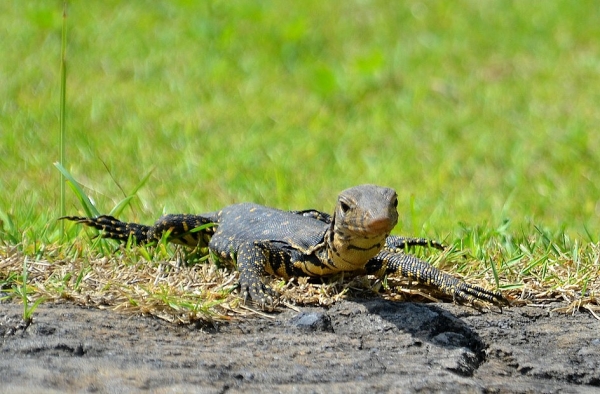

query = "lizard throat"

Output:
[[325, 228, 388, 271]]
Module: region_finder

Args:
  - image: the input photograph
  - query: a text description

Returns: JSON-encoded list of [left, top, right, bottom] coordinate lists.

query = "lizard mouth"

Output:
[[350, 217, 397, 235], [362, 217, 397, 234]]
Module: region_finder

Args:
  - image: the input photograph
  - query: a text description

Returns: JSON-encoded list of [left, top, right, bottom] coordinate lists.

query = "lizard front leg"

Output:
[[235, 241, 280, 307]]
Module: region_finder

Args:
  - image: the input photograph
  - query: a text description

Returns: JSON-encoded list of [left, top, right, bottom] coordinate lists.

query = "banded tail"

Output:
[[60, 215, 151, 243], [61, 214, 217, 247]]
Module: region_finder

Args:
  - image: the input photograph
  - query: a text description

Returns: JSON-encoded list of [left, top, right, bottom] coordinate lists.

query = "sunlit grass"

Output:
[[1, 1, 599, 321]]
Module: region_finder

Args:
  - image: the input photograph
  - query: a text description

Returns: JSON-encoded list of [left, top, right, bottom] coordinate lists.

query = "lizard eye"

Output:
[[340, 201, 351, 213]]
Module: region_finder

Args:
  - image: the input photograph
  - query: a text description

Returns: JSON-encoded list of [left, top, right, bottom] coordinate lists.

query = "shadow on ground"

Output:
[[1, 299, 599, 393]]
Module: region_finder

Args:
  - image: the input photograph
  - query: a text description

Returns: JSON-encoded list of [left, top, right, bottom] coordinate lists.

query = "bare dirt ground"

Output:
[[2, 299, 599, 394]]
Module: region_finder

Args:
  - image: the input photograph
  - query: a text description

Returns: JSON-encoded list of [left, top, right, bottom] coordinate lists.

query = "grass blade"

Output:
[[109, 196, 135, 218], [54, 162, 100, 217], [0, 209, 19, 244], [109, 168, 155, 217], [59, 1, 68, 235]]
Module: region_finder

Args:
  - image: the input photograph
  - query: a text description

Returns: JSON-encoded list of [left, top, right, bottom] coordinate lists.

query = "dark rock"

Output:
[[289, 311, 334, 332]]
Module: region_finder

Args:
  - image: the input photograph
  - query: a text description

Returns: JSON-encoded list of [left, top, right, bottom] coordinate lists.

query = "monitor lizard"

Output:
[[62, 184, 506, 307]]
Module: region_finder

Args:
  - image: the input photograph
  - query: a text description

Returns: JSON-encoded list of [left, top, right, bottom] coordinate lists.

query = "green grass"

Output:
[[0, 1, 599, 321]]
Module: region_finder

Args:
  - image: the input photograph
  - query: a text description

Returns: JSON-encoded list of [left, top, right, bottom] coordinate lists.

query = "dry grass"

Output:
[[1, 244, 239, 324], [2, 240, 599, 324]]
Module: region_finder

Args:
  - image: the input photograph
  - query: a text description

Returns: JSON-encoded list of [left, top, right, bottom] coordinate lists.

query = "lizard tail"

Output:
[[60, 215, 151, 244]]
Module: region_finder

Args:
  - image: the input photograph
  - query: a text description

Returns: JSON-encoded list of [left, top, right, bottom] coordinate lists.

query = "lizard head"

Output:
[[334, 184, 398, 235], [327, 184, 399, 270]]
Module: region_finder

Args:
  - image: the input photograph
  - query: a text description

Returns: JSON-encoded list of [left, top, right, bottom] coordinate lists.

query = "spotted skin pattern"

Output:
[[62, 185, 506, 307]]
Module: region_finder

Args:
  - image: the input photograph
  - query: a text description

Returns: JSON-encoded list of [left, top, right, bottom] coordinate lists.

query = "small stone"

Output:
[[290, 312, 334, 333]]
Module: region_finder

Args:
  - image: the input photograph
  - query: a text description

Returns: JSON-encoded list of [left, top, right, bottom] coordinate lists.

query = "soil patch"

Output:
[[1, 300, 599, 393]]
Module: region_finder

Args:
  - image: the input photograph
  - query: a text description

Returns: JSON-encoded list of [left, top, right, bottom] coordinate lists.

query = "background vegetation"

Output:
[[2, 0, 600, 235], [1, 1, 598, 321]]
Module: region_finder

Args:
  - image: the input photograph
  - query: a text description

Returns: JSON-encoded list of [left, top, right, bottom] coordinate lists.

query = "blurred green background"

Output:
[[1, 0, 599, 239]]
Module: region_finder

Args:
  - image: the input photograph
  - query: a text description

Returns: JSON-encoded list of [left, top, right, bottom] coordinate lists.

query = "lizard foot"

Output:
[[240, 280, 279, 310]]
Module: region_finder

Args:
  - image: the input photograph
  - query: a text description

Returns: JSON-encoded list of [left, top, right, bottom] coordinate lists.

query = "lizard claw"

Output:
[[453, 281, 508, 308], [240, 280, 278, 310]]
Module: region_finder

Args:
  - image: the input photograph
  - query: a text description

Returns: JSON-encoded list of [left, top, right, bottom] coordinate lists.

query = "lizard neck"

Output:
[[324, 226, 388, 271]]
